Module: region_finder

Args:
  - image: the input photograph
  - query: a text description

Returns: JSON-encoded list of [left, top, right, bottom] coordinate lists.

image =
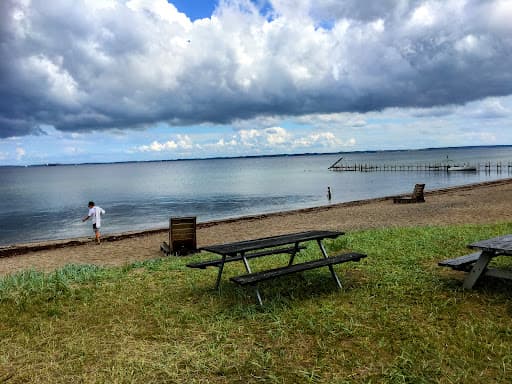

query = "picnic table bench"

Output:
[[188, 230, 366, 305], [438, 252, 482, 272], [230, 252, 366, 285], [438, 234, 512, 289]]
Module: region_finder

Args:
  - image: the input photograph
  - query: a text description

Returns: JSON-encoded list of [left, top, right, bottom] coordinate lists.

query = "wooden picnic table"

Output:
[[187, 230, 366, 305], [439, 234, 512, 289]]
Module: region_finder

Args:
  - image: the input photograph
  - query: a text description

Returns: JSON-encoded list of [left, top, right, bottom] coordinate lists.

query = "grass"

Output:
[[1, 223, 512, 383]]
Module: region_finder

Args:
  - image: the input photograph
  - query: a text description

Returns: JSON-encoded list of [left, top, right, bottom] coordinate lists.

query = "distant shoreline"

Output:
[[1, 144, 511, 168], [2, 177, 511, 258]]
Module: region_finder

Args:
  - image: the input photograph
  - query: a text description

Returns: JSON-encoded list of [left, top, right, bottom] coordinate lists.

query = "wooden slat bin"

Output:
[[161, 216, 197, 256]]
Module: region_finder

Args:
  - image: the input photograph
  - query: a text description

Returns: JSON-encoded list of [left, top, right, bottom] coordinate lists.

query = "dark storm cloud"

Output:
[[0, 0, 511, 138]]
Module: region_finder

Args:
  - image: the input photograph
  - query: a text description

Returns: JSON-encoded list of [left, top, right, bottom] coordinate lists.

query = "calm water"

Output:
[[1, 146, 512, 246]]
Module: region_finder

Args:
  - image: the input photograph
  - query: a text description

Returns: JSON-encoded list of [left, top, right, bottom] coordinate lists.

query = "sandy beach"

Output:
[[1, 178, 512, 277]]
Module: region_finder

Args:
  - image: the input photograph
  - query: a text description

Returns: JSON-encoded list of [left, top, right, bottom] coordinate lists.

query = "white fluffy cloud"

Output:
[[137, 134, 194, 152], [238, 127, 292, 147], [1, 0, 512, 138], [293, 132, 355, 148], [135, 126, 353, 154]]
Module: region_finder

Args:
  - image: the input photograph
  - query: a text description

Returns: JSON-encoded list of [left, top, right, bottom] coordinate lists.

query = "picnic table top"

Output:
[[200, 230, 343, 256], [469, 234, 512, 254]]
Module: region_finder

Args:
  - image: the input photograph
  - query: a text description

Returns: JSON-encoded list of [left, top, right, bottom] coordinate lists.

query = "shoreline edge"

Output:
[[2, 177, 512, 258]]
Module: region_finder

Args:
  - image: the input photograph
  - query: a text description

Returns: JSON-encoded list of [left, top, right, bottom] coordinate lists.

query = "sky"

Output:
[[1, 0, 512, 165]]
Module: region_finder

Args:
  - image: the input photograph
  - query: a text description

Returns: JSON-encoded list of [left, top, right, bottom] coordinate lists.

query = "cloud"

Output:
[[237, 127, 291, 148], [15, 146, 26, 160], [138, 140, 178, 152], [63, 146, 84, 155], [23, 54, 81, 106], [213, 137, 238, 148], [134, 126, 352, 155], [1, 0, 512, 138], [296, 113, 367, 128], [136, 134, 194, 152], [292, 131, 355, 148], [465, 98, 510, 119]]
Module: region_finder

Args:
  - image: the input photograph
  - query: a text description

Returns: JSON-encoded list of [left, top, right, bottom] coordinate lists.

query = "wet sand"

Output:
[[1, 179, 512, 276]]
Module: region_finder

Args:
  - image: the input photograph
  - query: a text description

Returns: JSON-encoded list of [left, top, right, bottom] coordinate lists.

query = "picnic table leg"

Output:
[[287, 242, 301, 266], [317, 240, 342, 289], [240, 252, 263, 306], [215, 254, 227, 290], [463, 251, 493, 290]]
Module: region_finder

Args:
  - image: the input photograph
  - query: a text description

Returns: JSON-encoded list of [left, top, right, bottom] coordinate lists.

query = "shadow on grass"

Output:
[[437, 271, 512, 318], [188, 268, 363, 313]]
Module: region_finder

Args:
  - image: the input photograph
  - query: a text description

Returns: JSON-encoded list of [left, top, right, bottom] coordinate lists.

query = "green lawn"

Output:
[[1, 223, 512, 383]]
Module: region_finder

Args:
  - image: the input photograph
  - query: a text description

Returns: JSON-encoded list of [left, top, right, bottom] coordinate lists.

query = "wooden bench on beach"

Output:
[[393, 183, 425, 204]]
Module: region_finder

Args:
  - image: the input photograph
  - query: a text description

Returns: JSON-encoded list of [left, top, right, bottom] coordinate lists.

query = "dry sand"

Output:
[[1, 179, 512, 276]]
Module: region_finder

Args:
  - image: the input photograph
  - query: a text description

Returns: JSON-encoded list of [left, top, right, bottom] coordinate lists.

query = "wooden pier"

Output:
[[328, 158, 512, 172]]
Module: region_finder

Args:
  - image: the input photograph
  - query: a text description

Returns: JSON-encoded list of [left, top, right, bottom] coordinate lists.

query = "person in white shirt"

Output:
[[82, 201, 106, 244]]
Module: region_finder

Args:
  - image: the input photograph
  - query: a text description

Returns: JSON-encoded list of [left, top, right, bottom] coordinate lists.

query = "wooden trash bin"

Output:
[[160, 216, 197, 256]]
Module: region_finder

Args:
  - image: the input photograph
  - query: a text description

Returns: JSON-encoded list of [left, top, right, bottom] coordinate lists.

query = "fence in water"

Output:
[[328, 157, 512, 173]]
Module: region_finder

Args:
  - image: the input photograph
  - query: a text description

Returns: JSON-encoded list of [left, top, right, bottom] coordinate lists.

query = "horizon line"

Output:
[[1, 144, 511, 168]]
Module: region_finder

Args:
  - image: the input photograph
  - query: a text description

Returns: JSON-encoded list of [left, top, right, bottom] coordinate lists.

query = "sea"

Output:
[[1, 145, 512, 246]]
